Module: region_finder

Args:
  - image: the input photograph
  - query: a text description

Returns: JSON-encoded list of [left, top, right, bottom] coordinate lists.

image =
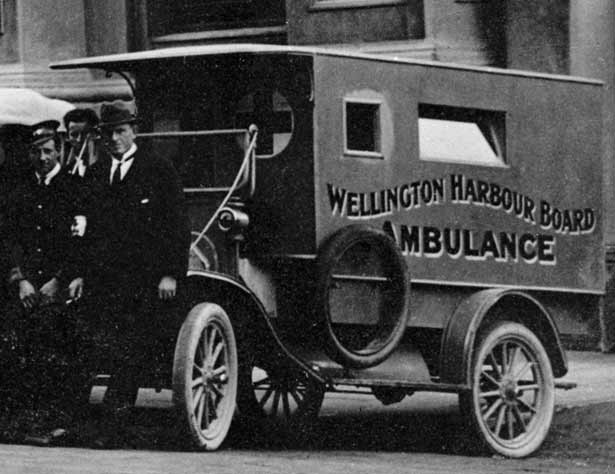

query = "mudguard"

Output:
[[185, 270, 326, 384], [439, 288, 567, 386]]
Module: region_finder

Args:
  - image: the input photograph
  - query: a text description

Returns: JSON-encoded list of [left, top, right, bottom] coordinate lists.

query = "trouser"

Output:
[[83, 277, 185, 408], [0, 296, 92, 420]]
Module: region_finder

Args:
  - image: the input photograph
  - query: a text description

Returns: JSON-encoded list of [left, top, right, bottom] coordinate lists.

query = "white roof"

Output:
[[0, 88, 74, 129]]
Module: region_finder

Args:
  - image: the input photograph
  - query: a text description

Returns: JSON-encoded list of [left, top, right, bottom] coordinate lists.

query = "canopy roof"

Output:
[[0, 88, 74, 130], [50, 43, 601, 85]]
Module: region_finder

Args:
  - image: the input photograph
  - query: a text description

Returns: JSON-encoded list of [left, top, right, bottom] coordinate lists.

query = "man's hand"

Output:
[[158, 276, 177, 300], [39, 277, 60, 305], [19, 280, 38, 309], [68, 277, 84, 300]]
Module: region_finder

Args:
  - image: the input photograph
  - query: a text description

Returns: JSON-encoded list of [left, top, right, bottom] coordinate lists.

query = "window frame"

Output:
[[418, 103, 507, 168], [310, 0, 406, 11], [343, 97, 384, 159]]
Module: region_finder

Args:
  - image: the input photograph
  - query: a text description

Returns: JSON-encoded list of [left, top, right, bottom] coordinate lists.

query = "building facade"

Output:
[[1, 0, 613, 347]]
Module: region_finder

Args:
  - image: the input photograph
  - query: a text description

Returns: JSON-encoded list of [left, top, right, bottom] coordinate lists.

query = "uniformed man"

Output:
[[0, 121, 85, 445]]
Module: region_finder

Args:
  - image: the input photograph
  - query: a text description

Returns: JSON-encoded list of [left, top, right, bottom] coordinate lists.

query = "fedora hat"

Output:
[[29, 120, 60, 146], [99, 102, 137, 129]]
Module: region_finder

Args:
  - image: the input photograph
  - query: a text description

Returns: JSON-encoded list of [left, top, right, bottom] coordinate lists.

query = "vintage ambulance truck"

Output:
[[51, 44, 604, 458]]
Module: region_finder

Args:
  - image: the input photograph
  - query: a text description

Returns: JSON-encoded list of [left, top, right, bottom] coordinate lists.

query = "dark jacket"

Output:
[[85, 148, 189, 290], [2, 171, 78, 288]]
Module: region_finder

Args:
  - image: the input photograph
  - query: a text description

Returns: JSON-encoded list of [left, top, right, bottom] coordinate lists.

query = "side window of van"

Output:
[[418, 104, 506, 167], [344, 99, 383, 158]]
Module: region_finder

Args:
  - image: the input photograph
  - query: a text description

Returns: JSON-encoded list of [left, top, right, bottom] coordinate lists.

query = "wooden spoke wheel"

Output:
[[237, 361, 324, 431], [173, 303, 238, 451], [460, 321, 555, 458]]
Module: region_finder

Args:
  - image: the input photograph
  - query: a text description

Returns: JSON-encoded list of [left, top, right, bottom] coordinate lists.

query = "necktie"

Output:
[[110, 161, 121, 186]]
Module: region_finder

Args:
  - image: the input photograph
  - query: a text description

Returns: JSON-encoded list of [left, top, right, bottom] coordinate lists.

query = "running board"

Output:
[[329, 379, 467, 393]]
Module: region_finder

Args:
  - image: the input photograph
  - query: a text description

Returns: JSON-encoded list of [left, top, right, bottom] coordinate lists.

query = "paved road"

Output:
[[2, 351, 615, 474], [0, 442, 584, 474]]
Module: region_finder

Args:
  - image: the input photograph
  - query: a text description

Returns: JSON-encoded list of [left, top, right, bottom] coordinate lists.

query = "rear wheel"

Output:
[[173, 303, 238, 451], [237, 360, 324, 432], [459, 321, 555, 458]]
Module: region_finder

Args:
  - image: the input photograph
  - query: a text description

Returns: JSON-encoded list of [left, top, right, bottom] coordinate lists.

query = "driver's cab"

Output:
[[121, 48, 315, 275]]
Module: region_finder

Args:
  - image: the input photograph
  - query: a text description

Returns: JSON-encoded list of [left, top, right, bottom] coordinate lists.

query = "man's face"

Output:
[[102, 123, 136, 157], [67, 120, 89, 149], [29, 138, 59, 176]]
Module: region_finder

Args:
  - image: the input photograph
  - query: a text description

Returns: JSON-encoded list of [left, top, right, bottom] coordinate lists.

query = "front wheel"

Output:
[[172, 303, 238, 451], [459, 321, 555, 458]]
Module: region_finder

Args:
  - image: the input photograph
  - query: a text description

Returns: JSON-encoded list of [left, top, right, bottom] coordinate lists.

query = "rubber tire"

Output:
[[459, 321, 555, 458], [173, 303, 238, 451], [315, 224, 410, 368]]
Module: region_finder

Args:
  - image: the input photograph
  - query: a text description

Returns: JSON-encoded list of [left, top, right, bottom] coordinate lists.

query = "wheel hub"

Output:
[[500, 379, 518, 404]]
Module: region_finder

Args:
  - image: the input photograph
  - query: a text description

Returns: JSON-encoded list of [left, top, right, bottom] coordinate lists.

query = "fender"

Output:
[[439, 288, 567, 387], [185, 270, 326, 383]]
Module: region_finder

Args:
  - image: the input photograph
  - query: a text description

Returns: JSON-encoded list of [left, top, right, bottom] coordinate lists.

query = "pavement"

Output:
[[554, 350, 615, 407]]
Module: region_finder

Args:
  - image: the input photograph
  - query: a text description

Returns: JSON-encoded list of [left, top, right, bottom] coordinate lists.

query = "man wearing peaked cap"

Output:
[[71, 101, 190, 447], [1, 119, 85, 445]]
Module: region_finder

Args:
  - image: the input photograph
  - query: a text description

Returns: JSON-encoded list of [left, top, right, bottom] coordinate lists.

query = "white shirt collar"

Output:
[[110, 143, 137, 183], [36, 162, 61, 186], [113, 143, 137, 163]]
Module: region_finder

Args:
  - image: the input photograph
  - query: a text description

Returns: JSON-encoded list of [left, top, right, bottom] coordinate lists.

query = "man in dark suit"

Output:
[[73, 103, 189, 447]]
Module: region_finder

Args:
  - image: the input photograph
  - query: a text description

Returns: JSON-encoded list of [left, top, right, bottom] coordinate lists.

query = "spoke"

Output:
[[192, 376, 204, 390], [482, 397, 503, 421], [517, 397, 538, 414], [517, 384, 540, 393], [513, 361, 534, 382], [211, 382, 224, 398], [282, 391, 291, 418], [211, 341, 224, 366], [507, 407, 515, 439], [501, 343, 509, 376], [289, 388, 303, 406], [213, 365, 227, 378], [513, 405, 528, 433], [487, 351, 502, 379], [195, 390, 205, 428], [195, 343, 205, 368], [192, 386, 204, 410], [479, 389, 501, 399], [253, 376, 271, 388], [506, 346, 518, 375], [193, 362, 204, 373], [480, 370, 500, 387], [258, 387, 274, 409], [271, 390, 281, 416], [200, 334, 208, 366], [207, 327, 218, 359], [494, 404, 507, 436], [203, 389, 211, 429]]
